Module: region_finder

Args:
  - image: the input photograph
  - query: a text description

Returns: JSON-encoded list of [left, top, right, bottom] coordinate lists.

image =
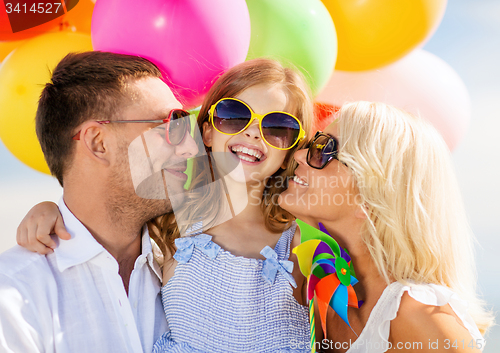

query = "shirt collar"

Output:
[[54, 197, 162, 281], [54, 198, 106, 272], [141, 226, 163, 281]]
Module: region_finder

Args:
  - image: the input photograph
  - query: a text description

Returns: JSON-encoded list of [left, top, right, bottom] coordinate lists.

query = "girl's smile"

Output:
[[203, 83, 290, 184]]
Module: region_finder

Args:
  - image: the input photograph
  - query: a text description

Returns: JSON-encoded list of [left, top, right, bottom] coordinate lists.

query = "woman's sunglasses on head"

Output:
[[306, 131, 340, 169], [209, 97, 306, 150], [72, 109, 192, 146]]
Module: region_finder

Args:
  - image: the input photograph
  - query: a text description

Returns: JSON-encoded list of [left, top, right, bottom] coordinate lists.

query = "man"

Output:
[[0, 51, 198, 352]]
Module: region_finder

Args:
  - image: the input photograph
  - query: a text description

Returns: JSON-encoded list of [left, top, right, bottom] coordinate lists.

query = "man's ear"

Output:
[[202, 121, 213, 147], [78, 122, 111, 166]]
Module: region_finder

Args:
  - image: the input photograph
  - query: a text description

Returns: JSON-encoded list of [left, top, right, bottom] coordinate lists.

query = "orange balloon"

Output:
[[59, 0, 95, 34], [321, 0, 447, 71], [0, 1, 63, 41]]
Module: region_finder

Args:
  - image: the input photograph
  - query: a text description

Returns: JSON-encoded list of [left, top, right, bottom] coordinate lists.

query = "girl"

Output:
[[17, 58, 313, 352], [279, 101, 493, 352]]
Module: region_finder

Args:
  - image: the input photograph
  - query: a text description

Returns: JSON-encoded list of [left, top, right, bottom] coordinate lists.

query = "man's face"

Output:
[[108, 77, 199, 221]]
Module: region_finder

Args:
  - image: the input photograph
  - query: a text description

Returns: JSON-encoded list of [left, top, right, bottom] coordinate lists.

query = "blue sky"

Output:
[[1, 0, 499, 348]]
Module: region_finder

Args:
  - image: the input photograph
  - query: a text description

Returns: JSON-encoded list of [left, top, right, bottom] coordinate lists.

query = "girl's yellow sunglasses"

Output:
[[209, 97, 305, 150]]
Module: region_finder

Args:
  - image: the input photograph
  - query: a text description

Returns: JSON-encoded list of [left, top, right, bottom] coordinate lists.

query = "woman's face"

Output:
[[202, 83, 289, 185], [278, 123, 361, 225]]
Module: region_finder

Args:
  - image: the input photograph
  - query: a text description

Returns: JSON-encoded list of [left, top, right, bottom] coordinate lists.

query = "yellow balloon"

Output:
[[0, 40, 26, 63], [0, 32, 92, 175], [322, 0, 447, 71]]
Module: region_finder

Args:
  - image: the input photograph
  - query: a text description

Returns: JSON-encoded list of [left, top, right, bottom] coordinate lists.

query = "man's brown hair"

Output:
[[36, 51, 162, 186]]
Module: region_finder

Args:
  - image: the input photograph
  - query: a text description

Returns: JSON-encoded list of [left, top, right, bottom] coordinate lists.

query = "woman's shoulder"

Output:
[[386, 282, 483, 351], [350, 282, 484, 353]]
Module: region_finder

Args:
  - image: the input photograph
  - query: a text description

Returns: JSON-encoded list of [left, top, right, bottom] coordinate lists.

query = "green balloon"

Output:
[[245, 0, 337, 95]]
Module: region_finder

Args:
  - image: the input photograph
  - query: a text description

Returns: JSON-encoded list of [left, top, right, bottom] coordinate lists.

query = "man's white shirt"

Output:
[[0, 198, 168, 353]]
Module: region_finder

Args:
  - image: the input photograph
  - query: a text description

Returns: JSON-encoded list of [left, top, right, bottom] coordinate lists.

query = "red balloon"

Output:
[[313, 102, 340, 132]]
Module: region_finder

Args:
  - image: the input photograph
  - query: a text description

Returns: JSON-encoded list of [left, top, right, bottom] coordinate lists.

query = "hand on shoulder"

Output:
[[388, 292, 482, 352]]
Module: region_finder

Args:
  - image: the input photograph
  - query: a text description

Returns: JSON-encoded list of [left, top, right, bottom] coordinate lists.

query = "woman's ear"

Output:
[[354, 199, 368, 219], [202, 121, 213, 147]]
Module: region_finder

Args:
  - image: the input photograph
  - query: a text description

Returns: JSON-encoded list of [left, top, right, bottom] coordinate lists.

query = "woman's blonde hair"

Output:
[[336, 101, 494, 334], [148, 58, 312, 256]]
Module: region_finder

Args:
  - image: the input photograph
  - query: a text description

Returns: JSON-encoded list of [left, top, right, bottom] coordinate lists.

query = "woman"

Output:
[[279, 101, 493, 352]]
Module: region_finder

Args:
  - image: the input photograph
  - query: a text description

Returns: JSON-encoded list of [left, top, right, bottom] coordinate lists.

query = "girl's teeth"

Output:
[[293, 175, 309, 186], [238, 154, 256, 162], [231, 146, 263, 160]]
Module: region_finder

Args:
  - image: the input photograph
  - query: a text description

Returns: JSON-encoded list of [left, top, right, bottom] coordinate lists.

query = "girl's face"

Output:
[[203, 83, 289, 185], [278, 123, 361, 225]]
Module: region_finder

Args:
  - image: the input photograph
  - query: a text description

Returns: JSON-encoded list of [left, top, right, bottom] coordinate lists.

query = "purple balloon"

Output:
[[92, 0, 251, 108]]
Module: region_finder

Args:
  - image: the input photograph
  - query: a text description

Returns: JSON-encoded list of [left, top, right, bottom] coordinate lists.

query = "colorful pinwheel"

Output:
[[293, 219, 362, 349]]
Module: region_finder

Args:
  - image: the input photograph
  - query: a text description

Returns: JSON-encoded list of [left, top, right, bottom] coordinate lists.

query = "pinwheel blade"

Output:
[[317, 297, 329, 339], [312, 252, 335, 264], [297, 219, 341, 258], [311, 260, 336, 280], [340, 248, 351, 263], [292, 239, 321, 277], [308, 274, 321, 301], [330, 285, 350, 328], [313, 241, 335, 262], [347, 284, 360, 308], [315, 274, 340, 307]]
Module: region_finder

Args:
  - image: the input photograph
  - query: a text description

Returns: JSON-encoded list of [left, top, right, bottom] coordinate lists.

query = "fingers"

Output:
[[36, 215, 58, 250], [54, 216, 71, 240], [16, 201, 64, 255], [17, 220, 54, 255]]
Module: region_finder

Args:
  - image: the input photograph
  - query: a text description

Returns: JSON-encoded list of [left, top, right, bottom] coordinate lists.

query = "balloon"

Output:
[[59, 0, 95, 34], [0, 1, 63, 41], [246, 0, 337, 96], [0, 39, 25, 62], [0, 32, 93, 175], [321, 0, 447, 71], [313, 102, 339, 132], [92, 0, 250, 108], [315, 50, 470, 150]]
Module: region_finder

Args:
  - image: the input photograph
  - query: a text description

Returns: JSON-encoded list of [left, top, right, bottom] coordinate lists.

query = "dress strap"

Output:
[[260, 246, 297, 288], [173, 234, 221, 264], [274, 221, 297, 261]]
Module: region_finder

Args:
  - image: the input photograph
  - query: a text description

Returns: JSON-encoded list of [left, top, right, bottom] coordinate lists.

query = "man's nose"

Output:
[[175, 131, 199, 158]]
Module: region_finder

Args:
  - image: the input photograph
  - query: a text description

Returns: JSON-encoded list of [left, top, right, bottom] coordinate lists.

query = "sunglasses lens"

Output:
[[168, 110, 191, 145], [261, 113, 301, 149], [213, 100, 252, 134], [308, 134, 338, 168]]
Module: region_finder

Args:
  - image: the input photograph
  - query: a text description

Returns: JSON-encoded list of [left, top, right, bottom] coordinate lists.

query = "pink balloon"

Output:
[[92, 0, 251, 108], [315, 50, 470, 151]]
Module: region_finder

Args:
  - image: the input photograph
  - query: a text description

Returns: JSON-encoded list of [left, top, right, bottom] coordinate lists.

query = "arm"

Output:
[[388, 292, 483, 352], [0, 275, 45, 352], [16, 201, 71, 254]]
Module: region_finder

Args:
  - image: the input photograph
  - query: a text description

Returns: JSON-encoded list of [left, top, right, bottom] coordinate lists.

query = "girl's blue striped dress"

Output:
[[152, 222, 310, 352]]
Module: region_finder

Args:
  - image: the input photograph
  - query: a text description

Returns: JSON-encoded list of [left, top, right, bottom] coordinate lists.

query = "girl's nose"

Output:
[[243, 120, 261, 141]]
